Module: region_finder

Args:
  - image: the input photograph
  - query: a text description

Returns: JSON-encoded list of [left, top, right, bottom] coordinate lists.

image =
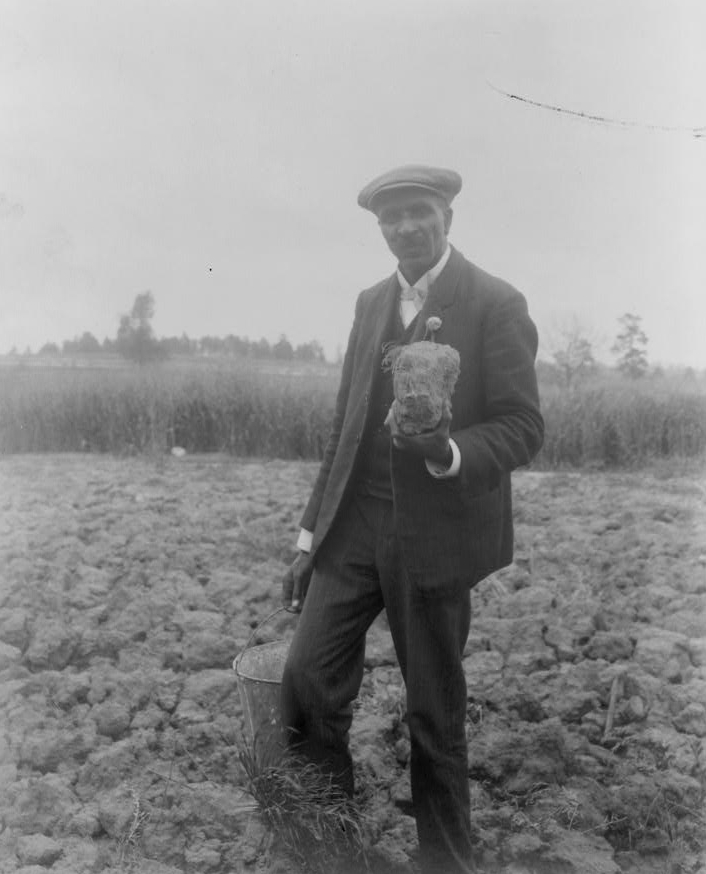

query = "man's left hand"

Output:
[[384, 402, 452, 467]]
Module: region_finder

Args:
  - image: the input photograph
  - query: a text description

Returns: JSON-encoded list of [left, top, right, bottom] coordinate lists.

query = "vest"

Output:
[[357, 305, 419, 500]]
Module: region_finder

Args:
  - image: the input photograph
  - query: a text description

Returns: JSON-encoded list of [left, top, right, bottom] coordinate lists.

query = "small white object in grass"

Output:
[[171, 446, 187, 458]]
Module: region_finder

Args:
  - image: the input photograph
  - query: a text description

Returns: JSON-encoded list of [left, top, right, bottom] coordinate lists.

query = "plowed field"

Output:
[[1, 455, 704, 873]]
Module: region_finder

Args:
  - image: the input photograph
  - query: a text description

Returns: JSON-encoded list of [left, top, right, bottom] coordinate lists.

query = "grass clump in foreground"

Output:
[[239, 743, 369, 873]]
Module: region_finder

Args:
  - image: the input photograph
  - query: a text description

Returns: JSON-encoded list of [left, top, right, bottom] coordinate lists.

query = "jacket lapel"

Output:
[[362, 273, 400, 383]]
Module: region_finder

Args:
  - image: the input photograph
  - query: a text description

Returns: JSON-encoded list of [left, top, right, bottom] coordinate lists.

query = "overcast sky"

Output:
[[2, 0, 705, 367]]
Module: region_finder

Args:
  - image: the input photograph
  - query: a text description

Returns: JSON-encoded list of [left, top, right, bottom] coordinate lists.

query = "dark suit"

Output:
[[282, 245, 543, 873], [301, 245, 543, 590]]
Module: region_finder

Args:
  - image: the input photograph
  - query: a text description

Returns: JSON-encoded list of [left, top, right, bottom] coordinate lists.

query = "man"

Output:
[[280, 165, 543, 873]]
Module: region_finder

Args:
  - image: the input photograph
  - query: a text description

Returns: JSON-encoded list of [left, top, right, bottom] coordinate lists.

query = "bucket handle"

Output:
[[235, 605, 295, 671]]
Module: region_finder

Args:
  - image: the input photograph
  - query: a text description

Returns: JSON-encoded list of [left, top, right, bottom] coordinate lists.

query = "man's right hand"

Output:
[[282, 551, 315, 613]]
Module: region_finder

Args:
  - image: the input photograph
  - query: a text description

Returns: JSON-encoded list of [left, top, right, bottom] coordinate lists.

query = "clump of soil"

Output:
[[388, 340, 460, 434]]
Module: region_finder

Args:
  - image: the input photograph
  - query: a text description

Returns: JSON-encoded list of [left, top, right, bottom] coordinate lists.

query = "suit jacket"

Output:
[[300, 246, 544, 595]]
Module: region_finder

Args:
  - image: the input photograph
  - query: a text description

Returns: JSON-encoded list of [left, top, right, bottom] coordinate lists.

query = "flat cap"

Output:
[[357, 164, 462, 212]]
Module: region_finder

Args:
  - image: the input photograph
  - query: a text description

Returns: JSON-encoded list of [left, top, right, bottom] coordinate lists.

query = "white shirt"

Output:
[[396, 243, 452, 328]]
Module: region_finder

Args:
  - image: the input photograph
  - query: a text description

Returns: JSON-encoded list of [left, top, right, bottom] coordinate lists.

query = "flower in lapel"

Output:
[[424, 316, 442, 342]]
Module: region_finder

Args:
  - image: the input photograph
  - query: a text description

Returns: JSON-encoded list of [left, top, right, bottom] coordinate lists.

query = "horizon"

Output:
[[2, 323, 704, 374]]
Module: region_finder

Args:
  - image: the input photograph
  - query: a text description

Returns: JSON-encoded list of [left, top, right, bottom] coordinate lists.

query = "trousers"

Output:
[[280, 493, 474, 874]]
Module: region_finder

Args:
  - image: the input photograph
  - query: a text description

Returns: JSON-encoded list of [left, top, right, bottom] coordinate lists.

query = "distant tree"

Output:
[[199, 335, 225, 355], [294, 340, 326, 363], [38, 342, 61, 356], [223, 334, 250, 357], [160, 333, 195, 356], [549, 319, 596, 389], [79, 332, 101, 353], [253, 337, 272, 359], [116, 291, 163, 364], [273, 334, 294, 360], [612, 313, 648, 378], [63, 332, 101, 355]]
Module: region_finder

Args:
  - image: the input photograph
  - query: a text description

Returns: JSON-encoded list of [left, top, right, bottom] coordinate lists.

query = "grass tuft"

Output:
[[238, 742, 369, 873], [116, 788, 150, 872]]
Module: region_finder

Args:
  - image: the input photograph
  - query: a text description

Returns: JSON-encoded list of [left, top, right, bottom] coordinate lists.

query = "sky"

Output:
[[1, 0, 705, 367]]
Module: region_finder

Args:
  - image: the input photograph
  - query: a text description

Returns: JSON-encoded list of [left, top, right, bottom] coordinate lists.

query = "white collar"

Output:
[[396, 244, 451, 293]]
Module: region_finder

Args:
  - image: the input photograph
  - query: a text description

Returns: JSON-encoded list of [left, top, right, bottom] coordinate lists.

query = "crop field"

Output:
[[1, 357, 705, 468], [0, 359, 339, 460]]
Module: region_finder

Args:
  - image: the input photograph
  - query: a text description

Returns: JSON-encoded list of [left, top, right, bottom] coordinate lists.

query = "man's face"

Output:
[[376, 189, 452, 281]]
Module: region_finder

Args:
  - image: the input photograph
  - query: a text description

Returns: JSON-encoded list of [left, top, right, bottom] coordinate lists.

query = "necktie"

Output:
[[400, 285, 427, 312]]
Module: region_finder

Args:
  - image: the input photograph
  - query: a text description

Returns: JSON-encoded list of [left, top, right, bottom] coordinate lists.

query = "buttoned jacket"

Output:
[[300, 246, 544, 595]]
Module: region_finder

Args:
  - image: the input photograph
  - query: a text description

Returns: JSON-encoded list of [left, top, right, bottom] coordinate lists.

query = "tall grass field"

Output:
[[1, 357, 704, 468]]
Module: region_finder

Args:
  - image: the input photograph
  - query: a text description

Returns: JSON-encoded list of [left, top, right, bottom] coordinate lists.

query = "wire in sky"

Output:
[[486, 80, 706, 139]]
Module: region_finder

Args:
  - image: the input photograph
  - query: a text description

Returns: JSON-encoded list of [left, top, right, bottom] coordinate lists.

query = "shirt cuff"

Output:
[[425, 438, 461, 478], [296, 528, 313, 553]]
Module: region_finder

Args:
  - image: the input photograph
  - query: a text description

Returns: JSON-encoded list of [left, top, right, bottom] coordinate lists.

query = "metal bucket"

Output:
[[233, 608, 292, 762]]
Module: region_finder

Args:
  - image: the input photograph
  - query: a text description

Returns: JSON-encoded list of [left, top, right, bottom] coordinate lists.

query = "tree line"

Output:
[[23, 292, 327, 365], [16, 291, 656, 380]]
